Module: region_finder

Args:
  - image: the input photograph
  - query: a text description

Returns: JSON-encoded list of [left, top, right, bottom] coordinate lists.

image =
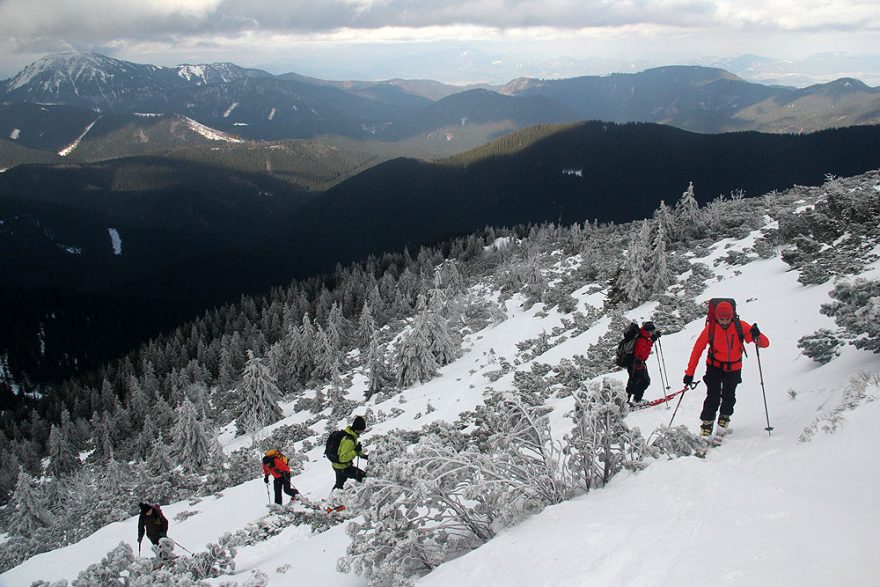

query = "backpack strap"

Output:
[[707, 319, 748, 369]]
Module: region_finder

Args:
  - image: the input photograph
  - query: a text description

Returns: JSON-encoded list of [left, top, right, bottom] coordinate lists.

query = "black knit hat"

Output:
[[139, 502, 152, 515], [642, 321, 656, 331], [352, 416, 366, 431]]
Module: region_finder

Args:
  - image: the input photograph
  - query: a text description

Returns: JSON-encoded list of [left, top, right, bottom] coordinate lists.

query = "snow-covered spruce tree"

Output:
[[135, 434, 179, 504], [674, 181, 705, 241], [327, 302, 348, 353], [364, 328, 390, 400], [46, 423, 81, 478], [235, 350, 284, 437], [395, 295, 440, 387], [427, 271, 459, 367], [566, 378, 649, 492], [650, 215, 674, 294], [820, 278, 880, 353], [8, 471, 51, 538], [171, 396, 218, 475], [87, 411, 114, 465], [297, 313, 317, 381], [357, 300, 377, 349], [125, 375, 149, 431], [623, 220, 652, 305]]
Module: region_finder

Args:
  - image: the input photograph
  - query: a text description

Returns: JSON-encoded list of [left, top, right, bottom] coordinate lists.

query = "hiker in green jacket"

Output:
[[332, 416, 368, 490]]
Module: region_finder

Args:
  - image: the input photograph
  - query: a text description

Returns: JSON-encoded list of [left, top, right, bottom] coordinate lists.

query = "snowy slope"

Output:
[[3, 193, 880, 586]]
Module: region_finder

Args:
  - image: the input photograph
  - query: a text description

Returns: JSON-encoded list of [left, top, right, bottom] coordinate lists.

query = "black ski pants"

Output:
[[333, 465, 366, 490], [700, 365, 742, 421], [626, 366, 650, 402], [273, 473, 298, 504]]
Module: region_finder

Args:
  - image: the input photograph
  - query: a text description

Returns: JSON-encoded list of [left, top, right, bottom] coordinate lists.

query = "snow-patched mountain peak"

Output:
[[3, 52, 264, 110], [174, 62, 259, 86], [4, 51, 174, 109], [6, 52, 160, 93]]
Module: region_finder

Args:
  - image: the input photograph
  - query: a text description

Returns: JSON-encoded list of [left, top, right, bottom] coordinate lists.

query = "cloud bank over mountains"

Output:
[[0, 0, 878, 83]]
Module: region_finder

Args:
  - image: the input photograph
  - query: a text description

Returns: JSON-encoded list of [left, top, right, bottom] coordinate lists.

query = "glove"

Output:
[[750, 323, 761, 339], [355, 443, 362, 453], [683, 374, 693, 385], [650, 331, 661, 342], [361, 453, 369, 460], [137, 538, 142, 544], [263, 475, 269, 484]]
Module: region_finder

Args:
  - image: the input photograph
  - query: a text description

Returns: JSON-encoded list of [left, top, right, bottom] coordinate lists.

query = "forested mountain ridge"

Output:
[[1, 169, 878, 585], [2, 121, 880, 386]]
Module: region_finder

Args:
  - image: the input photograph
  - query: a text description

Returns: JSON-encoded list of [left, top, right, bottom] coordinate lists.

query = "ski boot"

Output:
[[717, 415, 731, 436], [699, 420, 714, 438]]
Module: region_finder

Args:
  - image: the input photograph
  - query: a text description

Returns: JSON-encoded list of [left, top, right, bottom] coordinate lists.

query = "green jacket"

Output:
[[332, 426, 365, 470]]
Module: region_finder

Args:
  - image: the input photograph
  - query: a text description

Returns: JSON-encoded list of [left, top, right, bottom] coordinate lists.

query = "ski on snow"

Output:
[[628, 387, 687, 411]]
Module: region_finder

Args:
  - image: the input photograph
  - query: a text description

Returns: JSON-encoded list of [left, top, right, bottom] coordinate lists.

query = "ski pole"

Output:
[[654, 351, 670, 407], [265, 479, 271, 503], [657, 340, 671, 390], [172, 538, 194, 555], [755, 342, 773, 435], [138, 541, 141, 556], [668, 382, 698, 427]]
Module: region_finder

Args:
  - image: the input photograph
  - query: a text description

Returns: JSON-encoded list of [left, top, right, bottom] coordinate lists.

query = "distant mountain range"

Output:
[[2, 52, 879, 167]]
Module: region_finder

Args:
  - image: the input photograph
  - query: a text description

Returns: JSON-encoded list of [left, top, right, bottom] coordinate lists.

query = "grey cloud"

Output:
[[213, 0, 721, 32]]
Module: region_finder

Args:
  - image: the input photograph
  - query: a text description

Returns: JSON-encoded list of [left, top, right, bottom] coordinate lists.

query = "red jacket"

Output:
[[262, 453, 291, 478], [686, 319, 769, 376], [631, 328, 654, 370]]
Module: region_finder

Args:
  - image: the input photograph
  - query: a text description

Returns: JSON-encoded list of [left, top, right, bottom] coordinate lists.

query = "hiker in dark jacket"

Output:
[[626, 321, 660, 405], [137, 502, 169, 546], [332, 416, 368, 490]]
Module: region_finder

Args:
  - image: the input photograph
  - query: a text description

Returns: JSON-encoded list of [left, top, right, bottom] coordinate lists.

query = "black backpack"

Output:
[[324, 430, 354, 463], [615, 322, 641, 368]]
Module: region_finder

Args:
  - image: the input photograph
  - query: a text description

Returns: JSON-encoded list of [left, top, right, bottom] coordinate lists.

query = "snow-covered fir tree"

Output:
[[8, 471, 51, 538], [623, 220, 652, 304], [235, 350, 284, 436], [46, 423, 80, 478], [171, 396, 218, 475], [674, 181, 705, 240], [395, 295, 440, 387]]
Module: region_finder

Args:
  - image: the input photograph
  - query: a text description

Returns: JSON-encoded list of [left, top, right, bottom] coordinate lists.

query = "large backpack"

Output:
[[706, 298, 747, 363], [262, 448, 286, 469], [324, 430, 355, 463], [262, 448, 278, 465], [615, 322, 641, 368]]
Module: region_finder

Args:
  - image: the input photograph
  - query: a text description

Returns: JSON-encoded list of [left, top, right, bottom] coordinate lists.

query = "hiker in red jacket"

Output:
[[262, 449, 299, 504], [683, 301, 770, 437], [626, 321, 660, 405]]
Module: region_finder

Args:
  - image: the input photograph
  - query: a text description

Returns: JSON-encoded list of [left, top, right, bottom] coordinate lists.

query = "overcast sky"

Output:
[[1, 0, 879, 83]]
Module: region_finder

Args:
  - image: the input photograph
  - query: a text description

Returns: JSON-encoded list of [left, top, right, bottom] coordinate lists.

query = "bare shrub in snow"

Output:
[[566, 378, 649, 492]]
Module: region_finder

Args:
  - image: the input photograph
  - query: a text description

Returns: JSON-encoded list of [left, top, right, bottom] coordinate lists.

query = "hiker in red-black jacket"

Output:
[[683, 301, 770, 437], [626, 321, 660, 405], [137, 502, 168, 546], [262, 449, 299, 504]]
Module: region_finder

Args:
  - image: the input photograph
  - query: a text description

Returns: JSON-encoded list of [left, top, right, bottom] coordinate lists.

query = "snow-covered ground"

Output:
[[4, 213, 880, 586]]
